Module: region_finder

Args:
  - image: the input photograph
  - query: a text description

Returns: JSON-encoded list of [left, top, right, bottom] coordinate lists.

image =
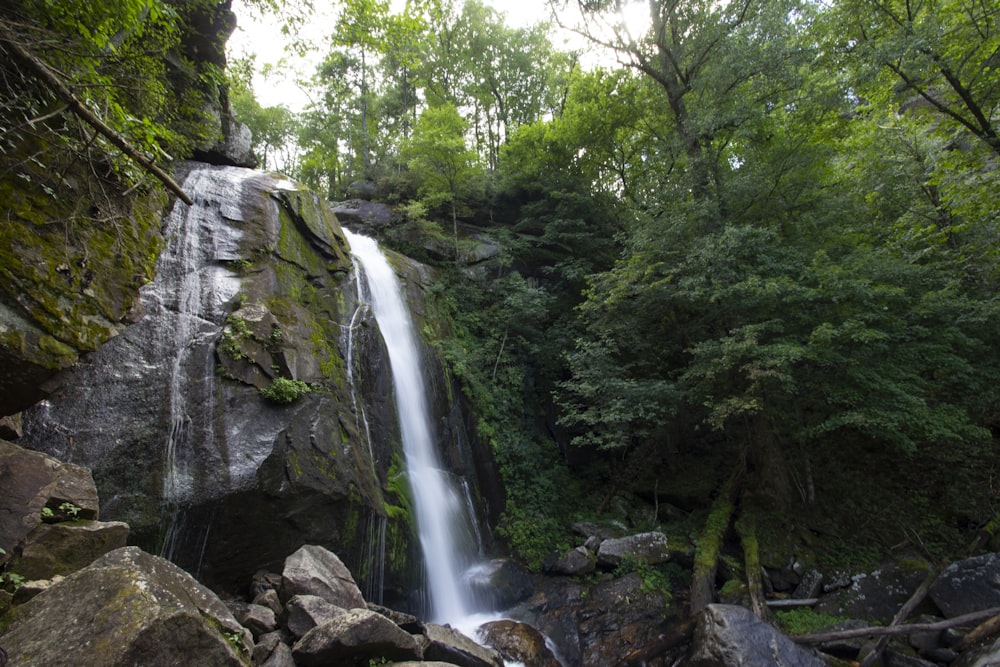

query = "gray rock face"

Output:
[[550, 546, 596, 576], [512, 572, 670, 667], [11, 519, 129, 579], [421, 623, 505, 667], [292, 607, 422, 666], [479, 619, 561, 667], [0, 439, 99, 555], [596, 531, 670, 567], [281, 544, 367, 609], [0, 546, 251, 667], [929, 553, 1000, 618], [18, 165, 499, 599], [285, 594, 347, 638], [687, 604, 827, 667], [815, 561, 932, 624]]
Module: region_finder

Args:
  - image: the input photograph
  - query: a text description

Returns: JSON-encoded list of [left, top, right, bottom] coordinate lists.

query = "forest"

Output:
[[3, 0, 1000, 622], [231, 0, 1000, 574]]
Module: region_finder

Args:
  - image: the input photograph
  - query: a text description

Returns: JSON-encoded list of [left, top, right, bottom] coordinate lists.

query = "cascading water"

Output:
[[147, 167, 244, 562], [344, 229, 478, 623]]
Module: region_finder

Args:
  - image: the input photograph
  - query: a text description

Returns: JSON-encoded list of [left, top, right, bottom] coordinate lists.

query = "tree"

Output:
[[402, 103, 484, 255], [821, 0, 1000, 156]]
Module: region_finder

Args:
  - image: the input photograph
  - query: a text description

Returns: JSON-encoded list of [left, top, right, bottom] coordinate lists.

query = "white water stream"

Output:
[[344, 229, 475, 623]]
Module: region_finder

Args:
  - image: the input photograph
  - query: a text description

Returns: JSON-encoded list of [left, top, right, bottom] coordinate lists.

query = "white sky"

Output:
[[226, 0, 622, 111]]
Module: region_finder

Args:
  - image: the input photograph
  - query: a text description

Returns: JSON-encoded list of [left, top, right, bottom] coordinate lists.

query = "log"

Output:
[[0, 22, 194, 206], [794, 606, 1000, 645], [689, 472, 739, 615], [735, 512, 767, 619], [954, 611, 1000, 652]]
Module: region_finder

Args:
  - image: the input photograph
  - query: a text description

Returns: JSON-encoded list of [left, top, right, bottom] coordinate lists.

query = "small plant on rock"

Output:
[[260, 377, 310, 404]]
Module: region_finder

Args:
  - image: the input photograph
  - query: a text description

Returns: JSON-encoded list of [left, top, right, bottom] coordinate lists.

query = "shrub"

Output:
[[260, 377, 310, 404]]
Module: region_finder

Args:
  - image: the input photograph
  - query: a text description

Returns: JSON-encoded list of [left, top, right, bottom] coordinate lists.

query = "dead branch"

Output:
[[0, 22, 193, 205], [794, 607, 1000, 645]]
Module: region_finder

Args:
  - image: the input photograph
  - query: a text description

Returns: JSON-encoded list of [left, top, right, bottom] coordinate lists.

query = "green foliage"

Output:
[[775, 608, 853, 636], [613, 554, 674, 598], [260, 377, 311, 404]]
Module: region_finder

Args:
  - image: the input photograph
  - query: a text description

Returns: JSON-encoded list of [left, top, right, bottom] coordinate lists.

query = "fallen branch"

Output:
[[0, 23, 193, 206], [794, 606, 1000, 645], [954, 611, 1000, 652], [860, 564, 941, 667]]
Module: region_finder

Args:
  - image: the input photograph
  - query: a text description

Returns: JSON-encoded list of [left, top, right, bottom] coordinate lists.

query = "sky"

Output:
[[227, 0, 576, 111]]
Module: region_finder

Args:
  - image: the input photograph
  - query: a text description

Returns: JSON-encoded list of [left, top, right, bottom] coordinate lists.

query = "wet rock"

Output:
[[0, 439, 99, 555], [285, 594, 347, 638], [292, 608, 422, 666], [929, 553, 1000, 618], [419, 623, 504, 667], [479, 619, 561, 667], [0, 546, 251, 667], [368, 603, 425, 633], [687, 604, 827, 667], [465, 558, 534, 609], [596, 531, 670, 568], [549, 546, 596, 576], [280, 544, 367, 609], [10, 518, 129, 579]]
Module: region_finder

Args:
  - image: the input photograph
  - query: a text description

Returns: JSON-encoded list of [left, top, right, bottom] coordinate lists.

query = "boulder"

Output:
[[954, 635, 1000, 667], [419, 623, 505, 667], [465, 558, 534, 609], [793, 569, 824, 599], [0, 413, 21, 440], [0, 439, 99, 555], [260, 641, 296, 667], [815, 561, 933, 623], [333, 200, 393, 230], [229, 601, 278, 638], [253, 587, 283, 616], [280, 544, 367, 609], [0, 546, 252, 667], [687, 604, 827, 667], [368, 602, 425, 633], [252, 630, 292, 665], [549, 546, 596, 576], [9, 519, 129, 579], [285, 594, 347, 638], [479, 619, 561, 667], [596, 531, 670, 568], [928, 553, 1000, 618], [292, 608, 422, 666]]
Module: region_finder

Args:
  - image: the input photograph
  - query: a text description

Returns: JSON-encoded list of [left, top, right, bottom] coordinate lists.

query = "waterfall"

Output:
[[344, 229, 477, 624], [147, 167, 244, 560]]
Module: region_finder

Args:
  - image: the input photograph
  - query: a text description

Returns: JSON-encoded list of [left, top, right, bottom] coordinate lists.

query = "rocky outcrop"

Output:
[[929, 553, 1000, 618], [687, 604, 827, 667], [0, 546, 252, 667], [280, 545, 367, 609], [480, 619, 561, 667], [0, 440, 99, 556]]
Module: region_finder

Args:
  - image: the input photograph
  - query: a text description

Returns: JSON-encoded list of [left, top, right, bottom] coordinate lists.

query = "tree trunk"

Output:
[[735, 511, 767, 619], [748, 413, 792, 508], [690, 472, 740, 615]]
